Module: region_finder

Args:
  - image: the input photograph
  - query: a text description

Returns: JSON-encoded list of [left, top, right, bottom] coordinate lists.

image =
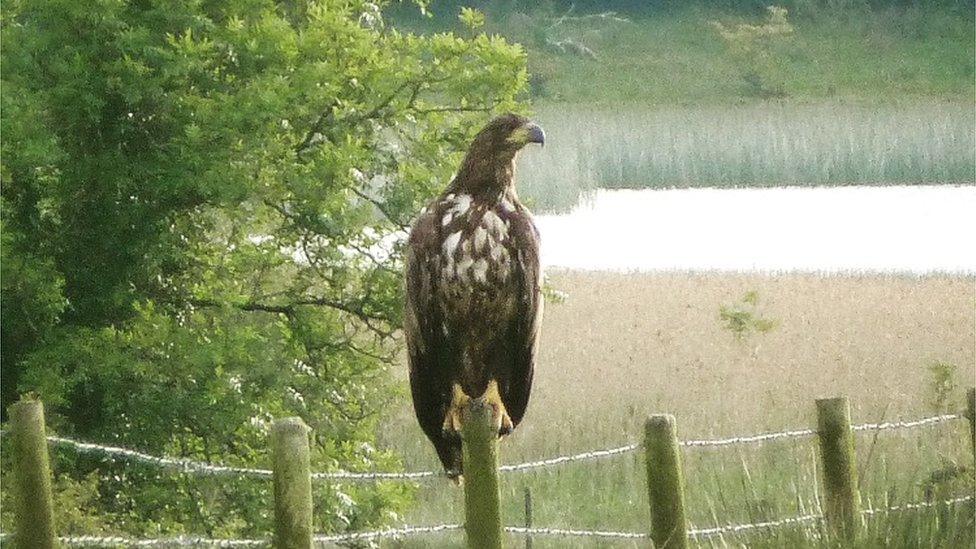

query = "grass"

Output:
[[390, 4, 975, 105], [516, 101, 975, 213], [377, 271, 975, 547], [522, 6, 974, 105]]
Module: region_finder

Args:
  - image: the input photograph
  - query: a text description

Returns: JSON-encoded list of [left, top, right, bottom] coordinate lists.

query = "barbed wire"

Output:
[[501, 495, 975, 542], [0, 412, 961, 483], [311, 469, 438, 481], [505, 526, 648, 539], [500, 442, 640, 472], [314, 523, 461, 543], [862, 495, 974, 516], [682, 428, 816, 448], [852, 413, 961, 433], [0, 525, 465, 547], [0, 533, 268, 547], [689, 513, 821, 538], [47, 436, 274, 478], [1, 496, 970, 547]]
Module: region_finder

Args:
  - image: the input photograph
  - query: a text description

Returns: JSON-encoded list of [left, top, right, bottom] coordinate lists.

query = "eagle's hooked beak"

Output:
[[508, 121, 546, 148], [525, 122, 545, 147]]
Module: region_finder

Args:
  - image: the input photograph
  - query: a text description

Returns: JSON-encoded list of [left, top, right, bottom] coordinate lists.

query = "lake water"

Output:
[[533, 185, 976, 274]]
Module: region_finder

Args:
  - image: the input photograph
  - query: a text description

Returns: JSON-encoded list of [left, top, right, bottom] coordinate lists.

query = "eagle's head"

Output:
[[474, 112, 545, 154], [454, 113, 545, 192]]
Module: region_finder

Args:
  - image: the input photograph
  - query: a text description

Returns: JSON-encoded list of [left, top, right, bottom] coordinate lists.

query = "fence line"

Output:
[[504, 526, 648, 539], [851, 413, 961, 433], [681, 427, 816, 448], [315, 523, 462, 542], [13, 411, 959, 484], [0, 533, 268, 547], [311, 469, 438, 481], [48, 436, 274, 478], [4, 495, 969, 547], [688, 513, 821, 539], [862, 495, 975, 515], [499, 442, 640, 472]]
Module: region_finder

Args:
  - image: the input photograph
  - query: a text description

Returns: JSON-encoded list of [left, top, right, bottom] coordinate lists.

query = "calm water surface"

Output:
[[533, 185, 976, 274]]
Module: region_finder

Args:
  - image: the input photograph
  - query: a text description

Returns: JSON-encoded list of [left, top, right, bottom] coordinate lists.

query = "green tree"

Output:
[[1, 0, 526, 536]]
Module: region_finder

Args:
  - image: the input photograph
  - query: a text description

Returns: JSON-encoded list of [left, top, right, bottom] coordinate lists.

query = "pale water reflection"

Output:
[[534, 185, 976, 274]]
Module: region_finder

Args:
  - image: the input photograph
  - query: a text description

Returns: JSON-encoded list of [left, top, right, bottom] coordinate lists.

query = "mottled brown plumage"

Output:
[[404, 113, 545, 479]]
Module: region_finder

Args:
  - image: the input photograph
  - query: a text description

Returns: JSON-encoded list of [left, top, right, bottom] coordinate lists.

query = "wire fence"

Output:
[[2, 410, 967, 547], [2, 496, 971, 547], [681, 427, 815, 448], [20, 411, 961, 483], [851, 413, 961, 433]]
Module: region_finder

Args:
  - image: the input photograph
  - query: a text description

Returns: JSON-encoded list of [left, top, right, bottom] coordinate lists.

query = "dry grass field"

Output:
[[379, 271, 975, 547]]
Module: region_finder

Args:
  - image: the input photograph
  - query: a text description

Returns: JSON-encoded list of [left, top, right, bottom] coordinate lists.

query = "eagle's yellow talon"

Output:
[[483, 380, 513, 436], [442, 383, 470, 435], [499, 412, 514, 436], [442, 381, 513, 436]]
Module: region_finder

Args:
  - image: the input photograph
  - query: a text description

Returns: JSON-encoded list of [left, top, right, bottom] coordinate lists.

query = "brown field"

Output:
[[379, 271, 975, 546], [385, 270, 975, 458]]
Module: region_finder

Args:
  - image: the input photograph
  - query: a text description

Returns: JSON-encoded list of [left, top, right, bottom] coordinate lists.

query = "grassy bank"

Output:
[[390, 3, 975, 105], [517, 101, 975, 212], [378, 271, 975, 547], [521, 6, 974, 105]]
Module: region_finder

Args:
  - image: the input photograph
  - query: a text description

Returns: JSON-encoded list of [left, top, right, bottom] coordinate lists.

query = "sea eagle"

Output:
[[404, 113, 545, 480]]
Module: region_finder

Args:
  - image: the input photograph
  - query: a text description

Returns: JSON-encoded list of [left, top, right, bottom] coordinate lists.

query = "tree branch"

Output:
[[410, 105, 496, 114], [190, 297, 392, 332], [349, 187, 410, 231]]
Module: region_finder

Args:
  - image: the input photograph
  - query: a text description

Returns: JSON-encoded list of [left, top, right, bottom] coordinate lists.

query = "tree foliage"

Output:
[[1, 0, 526, 536]]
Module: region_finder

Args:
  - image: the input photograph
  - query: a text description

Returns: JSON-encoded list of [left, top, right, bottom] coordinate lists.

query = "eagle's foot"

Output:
[[483, 379, 514, 437], [447, 472, 464, 487], [442, 383, 470, 436]]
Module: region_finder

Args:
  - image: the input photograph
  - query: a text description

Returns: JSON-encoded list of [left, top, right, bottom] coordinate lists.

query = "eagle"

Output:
[[404, 113, 545, 480]]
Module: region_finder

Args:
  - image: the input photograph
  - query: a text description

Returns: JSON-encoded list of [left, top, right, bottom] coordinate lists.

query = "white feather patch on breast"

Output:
[[473, 226, 488, 252], [442, 230, 462, 256], [439, 200, 516, 290], [482, 210, 507, 240]]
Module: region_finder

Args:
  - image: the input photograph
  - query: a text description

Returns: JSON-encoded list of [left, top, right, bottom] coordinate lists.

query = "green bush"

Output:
[[719, 291, 777, 341], [1, 0, 526, 537]]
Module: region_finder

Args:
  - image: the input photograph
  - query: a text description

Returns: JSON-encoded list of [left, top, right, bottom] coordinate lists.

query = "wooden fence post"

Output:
[[966, 387, 975, 462], [815, 397, 860, 540], [272, 417, 313, 549], [461, 398, 503, 549], [523, 486, 533, 549], [644, 414, 687, 549], [9, 398, 57, 549]]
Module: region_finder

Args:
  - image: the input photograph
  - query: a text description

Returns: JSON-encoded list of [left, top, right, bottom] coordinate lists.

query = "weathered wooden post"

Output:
[[272, 417, 313, 549], [644, 414, 688, 549], [9, 398, 57, 549], [523, 486, 533, 549], [461, 398, 503, 549], [815, 397, 860, 540], [966, 387, 975, 462]]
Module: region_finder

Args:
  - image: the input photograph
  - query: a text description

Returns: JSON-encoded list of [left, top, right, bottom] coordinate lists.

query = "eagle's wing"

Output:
[[502, 208, 543, 427], [404, 205, 461, 470]]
